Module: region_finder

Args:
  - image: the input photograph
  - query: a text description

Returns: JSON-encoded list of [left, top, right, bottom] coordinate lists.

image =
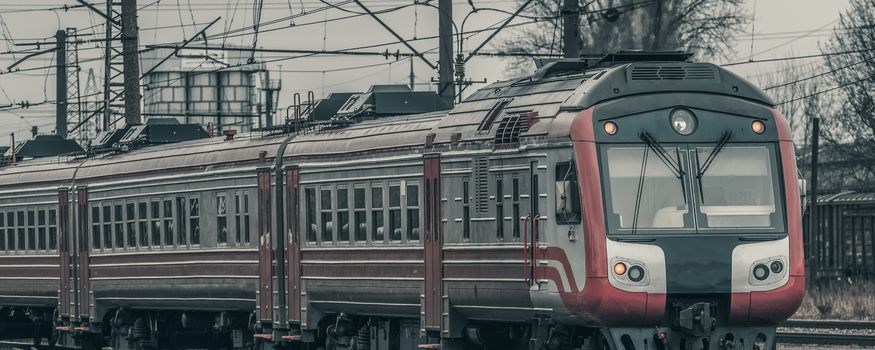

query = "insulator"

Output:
[[454, 54, 465, 79]]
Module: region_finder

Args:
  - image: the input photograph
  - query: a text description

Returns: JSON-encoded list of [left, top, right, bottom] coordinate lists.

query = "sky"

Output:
[[0, 0, 855, 147]]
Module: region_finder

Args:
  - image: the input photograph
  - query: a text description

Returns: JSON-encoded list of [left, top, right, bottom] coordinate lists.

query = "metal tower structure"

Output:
[[65, 28, 84, 142]]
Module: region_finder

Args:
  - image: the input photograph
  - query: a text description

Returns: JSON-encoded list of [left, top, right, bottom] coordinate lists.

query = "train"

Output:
[[0, 51, 805, 350]]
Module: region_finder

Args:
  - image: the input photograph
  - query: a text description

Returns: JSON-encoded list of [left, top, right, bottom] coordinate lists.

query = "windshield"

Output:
[[601, 144, 784, 234], [695, 146, 780, 229], [604, 147, 691, 231]]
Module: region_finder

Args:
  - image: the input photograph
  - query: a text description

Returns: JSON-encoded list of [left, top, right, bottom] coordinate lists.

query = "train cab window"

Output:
[[512, 178, 521, 240], [91, 207, 101, 250], [555, 162, 582, 225], [463, 179, 471, 241], [189, 197, 201, 246], [27, 210, 36, 251], [389, 184, 402, 241], [305, 188, 317, 243], [163, 200, 174, 247], [321, 188, 333, 243], [126, 203, 137, 249], [48, 209, 57, 251], [176, 197, 187, 246], [138, 202, 149, 247], [0, 211, 5, 252], [38, 210, 46, 251], [354, 187, 367, 242], [496, 177, 504, 240], [217, 194, 228, 245], [151, 201, 161, 247], [337, 187, 350, 242], [371, 185, 385, 242], [114, 205, 124, 249], [407, 183, 420, 241]]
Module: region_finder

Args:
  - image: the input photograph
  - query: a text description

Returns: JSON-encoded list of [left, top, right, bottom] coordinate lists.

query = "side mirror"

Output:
[[798, 178, 808, 213]]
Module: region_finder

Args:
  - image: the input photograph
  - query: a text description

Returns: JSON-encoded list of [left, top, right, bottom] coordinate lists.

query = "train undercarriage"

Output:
[[2, 305, 776, 350]]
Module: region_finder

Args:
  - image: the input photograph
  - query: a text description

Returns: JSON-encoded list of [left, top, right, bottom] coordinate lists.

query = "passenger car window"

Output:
[[371, 185, 384, 242], [354, 187, 367, 242], [337, 187, 349, 242], [321, 188, 333, 243], [407, 183, 420, 241]]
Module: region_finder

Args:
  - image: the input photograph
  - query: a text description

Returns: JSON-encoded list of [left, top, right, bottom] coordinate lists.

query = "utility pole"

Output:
[[121, 0, 141, 125], [409, 58, 415, 91], [562, 0, 580, 58], [808, 117, 820, 289], [437, 0, 455, 107], [55, 30, 68, 139], [102, 0, 112, 130]]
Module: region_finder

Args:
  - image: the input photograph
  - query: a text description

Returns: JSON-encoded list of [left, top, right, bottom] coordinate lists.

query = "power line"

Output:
[[764, 56, 875, 91], [722, 48, 875, 67], [777, 73, 875, 106]]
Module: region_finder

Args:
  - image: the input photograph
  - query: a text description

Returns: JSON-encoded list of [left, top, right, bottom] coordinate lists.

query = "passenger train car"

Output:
[[0, 52, 804, 350]]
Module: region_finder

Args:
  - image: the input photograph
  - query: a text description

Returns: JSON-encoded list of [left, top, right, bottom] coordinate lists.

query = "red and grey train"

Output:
[[0, 52, 804, 350]]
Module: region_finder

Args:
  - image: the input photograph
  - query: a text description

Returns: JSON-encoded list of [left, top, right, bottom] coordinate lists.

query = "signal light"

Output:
[[604, 121, 618, 135], [752, 120, 766, 134], [613, 262, 627, 275]]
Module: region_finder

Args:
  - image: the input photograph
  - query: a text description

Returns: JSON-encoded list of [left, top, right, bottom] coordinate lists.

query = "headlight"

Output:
[[770, 260, 784, 274], [670, 108, 697, 135], [753, 264, 770, 281], [628, 265, 645, 282]]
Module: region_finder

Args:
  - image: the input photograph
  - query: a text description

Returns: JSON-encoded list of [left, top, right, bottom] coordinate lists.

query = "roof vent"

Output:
[[629, 65, 716, 81], [494, 113, 529, 148]]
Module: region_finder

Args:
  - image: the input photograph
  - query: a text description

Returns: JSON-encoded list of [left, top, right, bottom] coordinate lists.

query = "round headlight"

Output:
[[753, 264, 770, 281], [770, 260, 784, 274], [628, 265, 645, 282], [613, 262, 627, 276], [670, 109, 697, 135], [604, 121, 618, 135], [752, 120, 766, 134]]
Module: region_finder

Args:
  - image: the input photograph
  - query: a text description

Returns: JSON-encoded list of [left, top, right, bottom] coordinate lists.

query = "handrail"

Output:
[[522, 215, 530, 284]]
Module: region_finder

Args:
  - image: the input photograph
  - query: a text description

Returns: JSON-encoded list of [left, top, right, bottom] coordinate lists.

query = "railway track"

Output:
[[777, 319, 875, 347], [0, 340, 45, 350]]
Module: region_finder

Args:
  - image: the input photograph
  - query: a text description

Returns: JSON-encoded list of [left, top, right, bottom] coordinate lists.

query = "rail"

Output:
[[778, 319, 875, 347]]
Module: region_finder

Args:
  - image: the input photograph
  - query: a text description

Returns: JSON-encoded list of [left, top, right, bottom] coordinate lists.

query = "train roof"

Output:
[[0, 54, 775, 188]]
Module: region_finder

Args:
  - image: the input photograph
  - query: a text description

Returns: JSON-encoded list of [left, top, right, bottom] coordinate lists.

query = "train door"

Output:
[[255, 168, 273, 332], [75, 186, 92, 325], [422, 154, 443, 336], [57, 188, 72, 323], [285, 166, 302, 325]]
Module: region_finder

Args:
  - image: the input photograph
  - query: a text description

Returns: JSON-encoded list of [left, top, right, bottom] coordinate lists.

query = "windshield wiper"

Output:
[[695, 131, 732, 202], [630, 132, 687, 234]]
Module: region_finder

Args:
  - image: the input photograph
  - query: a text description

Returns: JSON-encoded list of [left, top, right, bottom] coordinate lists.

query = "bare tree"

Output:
[[820, 0, 875, 157], [498, 0, 747, 76]]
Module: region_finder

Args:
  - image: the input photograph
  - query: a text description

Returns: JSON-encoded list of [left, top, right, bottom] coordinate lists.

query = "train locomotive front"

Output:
[[546, 59, 805, 350]]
